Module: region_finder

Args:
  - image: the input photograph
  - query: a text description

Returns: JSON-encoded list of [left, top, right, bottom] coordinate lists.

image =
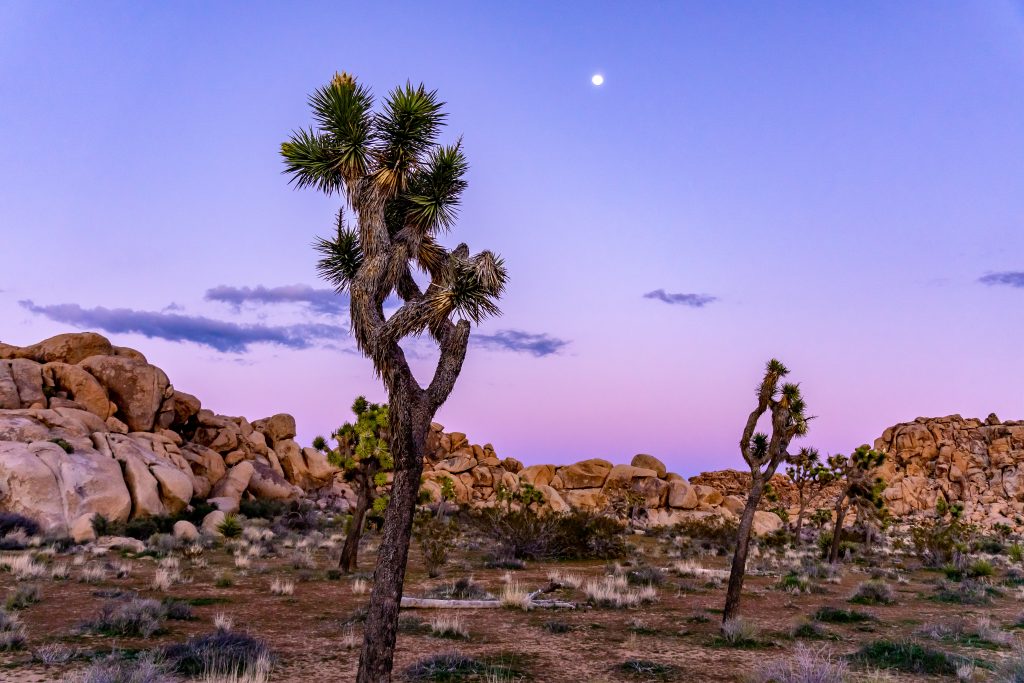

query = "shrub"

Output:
[[543, 620, 573, 634], [851, 639, 969, 675], [1010, 543, 1024, 563], [239, 499, 287, 520], [910, 501, 974, 567], [49, 437, 74, 454], [751, 645, 847, 683], [813, 606, 875, 624], [778, 572, 811, 594], [670, 515, 738, 555], [932, 579, 994, 605], [270, 578, 294, 596], [475, 508, 627, 561], [499, 582, 533, 611], [74, 651, 171, 683], [0, 513, 39, 538], [414, 511, 458, 578], [5, 584, 40, 611], [720, 617, 760, 647], [997, 645, 1024, 682], [849, 581, 894, 605], [0, 609, 26, 651], [217, 515, 243, 539], [160, 598, 195, 621], [584, 576, 657, 609], [82, 599, 166, 637], [626, 566, 666, 587], [163, 630, 272, 679], [404, 652, 485, 681]]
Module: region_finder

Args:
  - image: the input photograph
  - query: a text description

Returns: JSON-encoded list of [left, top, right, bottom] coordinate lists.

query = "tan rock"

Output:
[[435, 452, 477, 474], [630, 454, 667, 478], [19, 332, 113, 365], [44, 362, 112, 419], [248, 461, 299, 500], [753, 510, 784, 535], [519, 464, 556, 488], [201, 510, 226, 535], [79, 356, 169, 431], [632, 476, 669, 507], [0, 363, 19, 409], [71, 514, 97, 543], [211, 461, 255, 503], [5, 359, 45, 407], [722, 495, 745, 515], [693, 484, 724, 507], [537, 485, 570, 513], [559, 459, 613, 489], [667, 481, 698, 509], [172, 520, 199, 541], [275, 439, 309, 486], [254, 413, 296, 445], [150, 464, 193, 515], [562, 487, 605, 509], [303, 447, 337, 482], [0, 441, 66, 531]]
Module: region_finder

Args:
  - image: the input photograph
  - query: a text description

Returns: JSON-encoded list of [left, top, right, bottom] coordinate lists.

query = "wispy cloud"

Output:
[[205, 284, 344, 316], [471, 329, 569, 357], [643, 289, 717, 308], [979, 272, 1024, 288], [19, 300, 344, 353]]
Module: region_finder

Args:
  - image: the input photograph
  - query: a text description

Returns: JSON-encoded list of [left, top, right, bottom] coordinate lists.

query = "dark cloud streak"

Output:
[[643, 289, 717, 308], [204, 284, 345, 316], [979, 272, 1024, 288], [19, 300, 344, 353], [471, 330, 569, 357]]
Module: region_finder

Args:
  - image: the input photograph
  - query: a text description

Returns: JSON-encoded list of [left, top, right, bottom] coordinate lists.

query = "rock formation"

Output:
[[0, 333, 330, 534], [875, 414, 1024, 528]]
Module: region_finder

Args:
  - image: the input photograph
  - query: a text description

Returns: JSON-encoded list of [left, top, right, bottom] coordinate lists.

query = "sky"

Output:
[[1, 1, 1023, 476]]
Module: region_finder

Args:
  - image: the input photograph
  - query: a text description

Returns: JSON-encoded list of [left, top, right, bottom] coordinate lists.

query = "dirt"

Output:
[[0, 530, 1018, 682]]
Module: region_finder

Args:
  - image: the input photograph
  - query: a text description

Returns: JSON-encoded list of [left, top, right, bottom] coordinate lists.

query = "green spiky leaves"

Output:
[[372, 82, 446, 195], [314, 209, 363, 294], [403, 142, 468, 232], [424, 250, 508, 327]]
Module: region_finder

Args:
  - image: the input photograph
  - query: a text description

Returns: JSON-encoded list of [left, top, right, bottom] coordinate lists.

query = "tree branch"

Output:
[[428, 320, 470, 409]]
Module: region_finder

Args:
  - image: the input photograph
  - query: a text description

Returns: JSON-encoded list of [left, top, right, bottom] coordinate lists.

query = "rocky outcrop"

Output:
[[0, 333, 334, 534], [875, 414, 1024, 528]]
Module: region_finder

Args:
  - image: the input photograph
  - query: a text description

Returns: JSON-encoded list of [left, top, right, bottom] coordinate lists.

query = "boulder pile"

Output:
[[875, 413, 1024, 528], [0, 333, 337, 538]]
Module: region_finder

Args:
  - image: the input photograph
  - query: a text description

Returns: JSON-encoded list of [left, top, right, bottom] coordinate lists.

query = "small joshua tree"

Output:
[[314, 396, 392, 573], [282, 72, 507, 682], [826, 445, 886, 564], [723, 359, 809, 625], [785, 447, 835, 544]]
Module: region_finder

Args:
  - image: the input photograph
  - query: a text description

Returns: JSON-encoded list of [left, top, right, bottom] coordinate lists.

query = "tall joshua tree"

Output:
[[313, 396, 392, 573], [723, 359, 809, 625], [281, 73, 507, 682]]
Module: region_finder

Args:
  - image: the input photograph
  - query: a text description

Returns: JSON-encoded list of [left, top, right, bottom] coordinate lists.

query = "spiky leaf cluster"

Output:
[[827, 445, 887, 514], [315, 396, 393, 482], [282, 72, 507, 332]]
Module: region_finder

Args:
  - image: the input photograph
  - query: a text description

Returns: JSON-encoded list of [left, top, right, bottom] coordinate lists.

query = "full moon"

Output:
[[591, 73, 604, 86]]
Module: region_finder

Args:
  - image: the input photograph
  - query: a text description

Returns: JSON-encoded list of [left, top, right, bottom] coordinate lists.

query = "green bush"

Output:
[[813, 606, 876, 623], [217, 515, 243, 539], [474, 508, 627, 561], [851, 640, 968, 675]]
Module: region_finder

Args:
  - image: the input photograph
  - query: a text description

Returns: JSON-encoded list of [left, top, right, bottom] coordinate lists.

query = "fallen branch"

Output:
[[400, 597, 576, 610]]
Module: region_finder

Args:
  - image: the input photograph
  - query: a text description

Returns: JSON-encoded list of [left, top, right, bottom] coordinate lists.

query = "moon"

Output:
[[591, 73, 604, 86]]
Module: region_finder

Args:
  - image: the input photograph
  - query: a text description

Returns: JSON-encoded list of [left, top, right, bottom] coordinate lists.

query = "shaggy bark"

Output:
[[339, 470, 371, 573], [828, 495, 848, 564]]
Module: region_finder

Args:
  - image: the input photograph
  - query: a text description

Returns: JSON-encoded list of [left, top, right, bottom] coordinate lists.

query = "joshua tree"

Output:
[[785, 447, 835, 544], [282, 72, 507, 682], [826, 445, 886, 563], [723, 359, 809, 625], [313, 396, 392, 573]]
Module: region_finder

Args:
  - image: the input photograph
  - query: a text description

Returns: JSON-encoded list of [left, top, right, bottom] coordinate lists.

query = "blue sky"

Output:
[[2, 1, 1022, 475]]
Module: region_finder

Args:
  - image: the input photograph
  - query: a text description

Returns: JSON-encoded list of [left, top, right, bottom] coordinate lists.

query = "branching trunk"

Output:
[[794, 494, 807, 545], [723, 476, 765, 623]]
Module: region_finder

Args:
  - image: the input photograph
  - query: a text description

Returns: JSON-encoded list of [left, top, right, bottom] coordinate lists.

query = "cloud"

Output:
[[19, 300, 345, 353], [979, 272, 1024, 288], [643, 289, 717, 307], [205, 284, 344, 316], [471, 329, 569, 357]]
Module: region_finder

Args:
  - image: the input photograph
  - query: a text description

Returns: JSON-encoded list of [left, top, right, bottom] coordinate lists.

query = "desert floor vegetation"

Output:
[[1, 505, 1024, 681]]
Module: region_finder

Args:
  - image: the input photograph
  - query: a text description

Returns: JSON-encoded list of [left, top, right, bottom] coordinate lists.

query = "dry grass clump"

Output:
[[1, 554, 47, 581], [213, 612, 234, 632], [49, 562, 70, 580], [584, 576, 657, 608], [269, 578, 294, 596], [79, 564, 107, 584], [671, 559, 729, 581], [351, 578, 369, 595], [428, 614, 469, 639], [546, 570, 584, 590], [750, 645, 847, 683], [917, 615, 1014, 647], [80, 598, 166, 638], [152, 567, 181, 591], [720, 617, 760, 647], [499, 582, 533, 611], [850, 581, 895, 605], [5, 583, 40, 611], [340, 625, 359, 650]]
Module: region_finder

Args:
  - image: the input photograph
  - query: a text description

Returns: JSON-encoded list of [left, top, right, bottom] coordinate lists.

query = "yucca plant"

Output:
[[313, 395, 392, 573], [785, 446, 835, 544], [723, 359, 810, 624], [282, 72, 506, 683]]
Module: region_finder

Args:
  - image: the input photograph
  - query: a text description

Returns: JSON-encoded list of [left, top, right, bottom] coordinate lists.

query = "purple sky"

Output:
[[2, 2, 1023, 476]]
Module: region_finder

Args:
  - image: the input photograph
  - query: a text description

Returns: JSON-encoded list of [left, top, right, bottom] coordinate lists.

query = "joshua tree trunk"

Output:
[[723, 476, 765, 622], [340, 473, 371, 573], [357, 390, 432, 683], [794, 497, 807, 545], [828, 496, 848, 564]]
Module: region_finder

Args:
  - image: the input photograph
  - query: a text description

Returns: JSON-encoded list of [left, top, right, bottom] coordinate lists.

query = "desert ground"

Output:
[[0, 503, 1019, 682]]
